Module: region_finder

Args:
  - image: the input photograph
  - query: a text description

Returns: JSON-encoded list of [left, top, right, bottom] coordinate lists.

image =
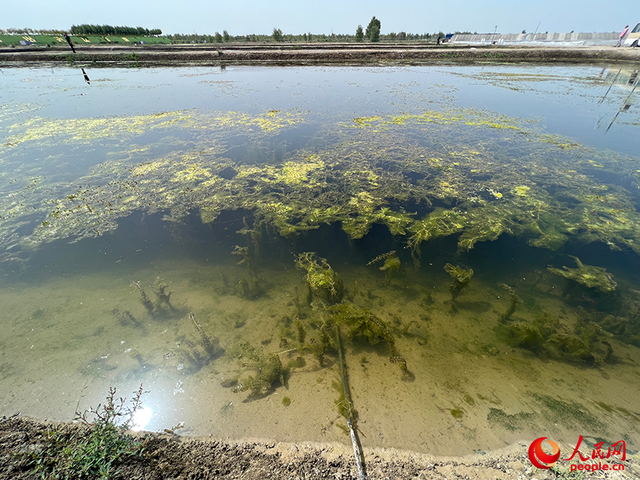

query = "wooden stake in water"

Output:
[[606, 76, 639, 133], [335, 325, 366, 480], [598, 69, 621, 105]]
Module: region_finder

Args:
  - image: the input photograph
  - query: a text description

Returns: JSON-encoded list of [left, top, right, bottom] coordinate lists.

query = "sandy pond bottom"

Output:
[[2, 225, 640, 467]]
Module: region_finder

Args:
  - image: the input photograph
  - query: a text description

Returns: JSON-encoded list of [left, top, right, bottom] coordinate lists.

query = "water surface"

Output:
[[1, 64, 640, 456]]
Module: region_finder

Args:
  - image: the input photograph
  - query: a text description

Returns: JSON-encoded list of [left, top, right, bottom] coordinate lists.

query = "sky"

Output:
[[2, 0, 632, 36]]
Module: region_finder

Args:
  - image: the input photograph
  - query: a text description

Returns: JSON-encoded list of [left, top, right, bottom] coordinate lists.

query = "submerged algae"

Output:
[[444, 264, 474, 307], [226, 342, 285, 399], [548, 256, 618, 293], [496, 311, 615, 366], [3, 109, 304, 150], [2, 105, 640, 267], [296, 253, 344, 305], [367, 251, 401, 284]]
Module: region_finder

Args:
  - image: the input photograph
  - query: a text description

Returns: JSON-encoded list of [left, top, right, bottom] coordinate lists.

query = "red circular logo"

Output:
[[528, 437, 561, 469]]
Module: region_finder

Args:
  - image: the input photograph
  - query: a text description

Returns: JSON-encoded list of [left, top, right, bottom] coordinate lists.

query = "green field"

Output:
[[0, 34, 172, 46]]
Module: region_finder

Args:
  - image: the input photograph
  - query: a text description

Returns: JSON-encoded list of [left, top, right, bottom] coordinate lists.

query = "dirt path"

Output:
[[1, 44, 639, 67]]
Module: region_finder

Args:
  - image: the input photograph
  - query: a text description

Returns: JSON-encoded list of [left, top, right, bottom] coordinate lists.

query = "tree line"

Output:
[[264, 17, 454, 43], [69, 24, 162, 36], [2, 17, 469, 44], [166, 30, 448, 44]]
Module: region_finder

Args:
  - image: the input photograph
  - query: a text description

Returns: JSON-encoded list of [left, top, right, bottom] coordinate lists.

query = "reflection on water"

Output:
[[1, 65, 640, 456]]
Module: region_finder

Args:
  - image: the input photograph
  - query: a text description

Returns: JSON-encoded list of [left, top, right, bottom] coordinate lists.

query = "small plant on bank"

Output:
[[18, 385, 147, 479], [551, 464, 585, 480]]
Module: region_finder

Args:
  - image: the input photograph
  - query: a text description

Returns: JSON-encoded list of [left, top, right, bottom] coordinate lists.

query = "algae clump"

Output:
[[367, 251, 401, 284], [296, 252, 344, 305], [226, 343, 285, 399], [444, 263, 474, 308], [547, 256, 617, 293]]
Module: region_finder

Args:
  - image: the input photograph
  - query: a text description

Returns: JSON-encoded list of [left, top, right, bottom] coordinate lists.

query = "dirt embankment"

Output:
[[1, 416, 638, 479], [1, 43, 639, 67]]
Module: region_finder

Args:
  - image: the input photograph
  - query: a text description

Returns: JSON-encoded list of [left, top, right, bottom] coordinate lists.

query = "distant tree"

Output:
[[355, 25, 364, 42], [223, 30, 230, 42], [369, 24, 380, 42], [397, 31, 406, 40], [387, 32, 397, 40], [214, 32, 223, 43], [272, 28, 283, 42], [365, 16, 381, 41]]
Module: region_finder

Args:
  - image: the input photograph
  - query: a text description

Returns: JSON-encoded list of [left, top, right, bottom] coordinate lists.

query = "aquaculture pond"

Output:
[[1, 64, 640, 457]]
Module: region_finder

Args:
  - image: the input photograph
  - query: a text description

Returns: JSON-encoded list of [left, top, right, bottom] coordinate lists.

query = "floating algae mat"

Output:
[[1, 65, 640, 456]]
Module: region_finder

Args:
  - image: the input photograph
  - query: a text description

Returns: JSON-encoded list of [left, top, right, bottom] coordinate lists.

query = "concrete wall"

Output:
[[450, 32, 619, 46]]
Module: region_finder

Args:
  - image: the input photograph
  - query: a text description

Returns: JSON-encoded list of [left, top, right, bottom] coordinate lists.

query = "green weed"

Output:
[[17, 385, 147, 479], [551, 465, 585, 479]]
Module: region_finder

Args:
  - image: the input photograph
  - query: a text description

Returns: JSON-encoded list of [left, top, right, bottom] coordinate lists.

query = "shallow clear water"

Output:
[[1, 64, 640, 456]]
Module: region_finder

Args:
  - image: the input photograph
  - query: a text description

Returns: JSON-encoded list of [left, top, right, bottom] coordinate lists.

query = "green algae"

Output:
[[3, 109, 304, 150], [296, 253, 344, 305], [226, 342, 285, 399], [528, 393, 606, 431], [487, 408, 534, 432], [367, 251, 401, 284], [325, 302, 397, 354], [408, 209, 466, 266], [499, 284, 519, 322], [496, 311, 615, 366], [548, 256, 618, 293], [450, 408, 464, 419], [4, 111, 194, 148], [217, 255, 408, 403], [2, 104, 640, 271], [444, 263, 474, 307]]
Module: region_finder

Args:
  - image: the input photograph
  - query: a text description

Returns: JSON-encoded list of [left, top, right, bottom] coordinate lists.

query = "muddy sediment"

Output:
[[1, 44, 640, 67]]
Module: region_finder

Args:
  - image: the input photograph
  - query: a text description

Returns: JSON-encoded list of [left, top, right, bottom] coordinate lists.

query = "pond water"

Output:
[[1, 64, 640, 456]]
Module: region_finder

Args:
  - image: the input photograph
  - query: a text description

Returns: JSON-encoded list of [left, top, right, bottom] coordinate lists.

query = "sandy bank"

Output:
[[1, 416, 637, 479]]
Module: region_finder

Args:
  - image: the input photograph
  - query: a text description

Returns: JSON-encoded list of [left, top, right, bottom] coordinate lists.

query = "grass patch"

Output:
[[16, 385, 147, 479]]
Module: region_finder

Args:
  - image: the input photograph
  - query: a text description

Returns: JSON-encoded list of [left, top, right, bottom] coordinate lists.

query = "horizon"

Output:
[[2, 0, 634, 37]]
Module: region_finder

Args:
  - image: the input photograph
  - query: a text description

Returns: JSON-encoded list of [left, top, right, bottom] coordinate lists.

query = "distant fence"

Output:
[[450, 32, 619, 46]]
